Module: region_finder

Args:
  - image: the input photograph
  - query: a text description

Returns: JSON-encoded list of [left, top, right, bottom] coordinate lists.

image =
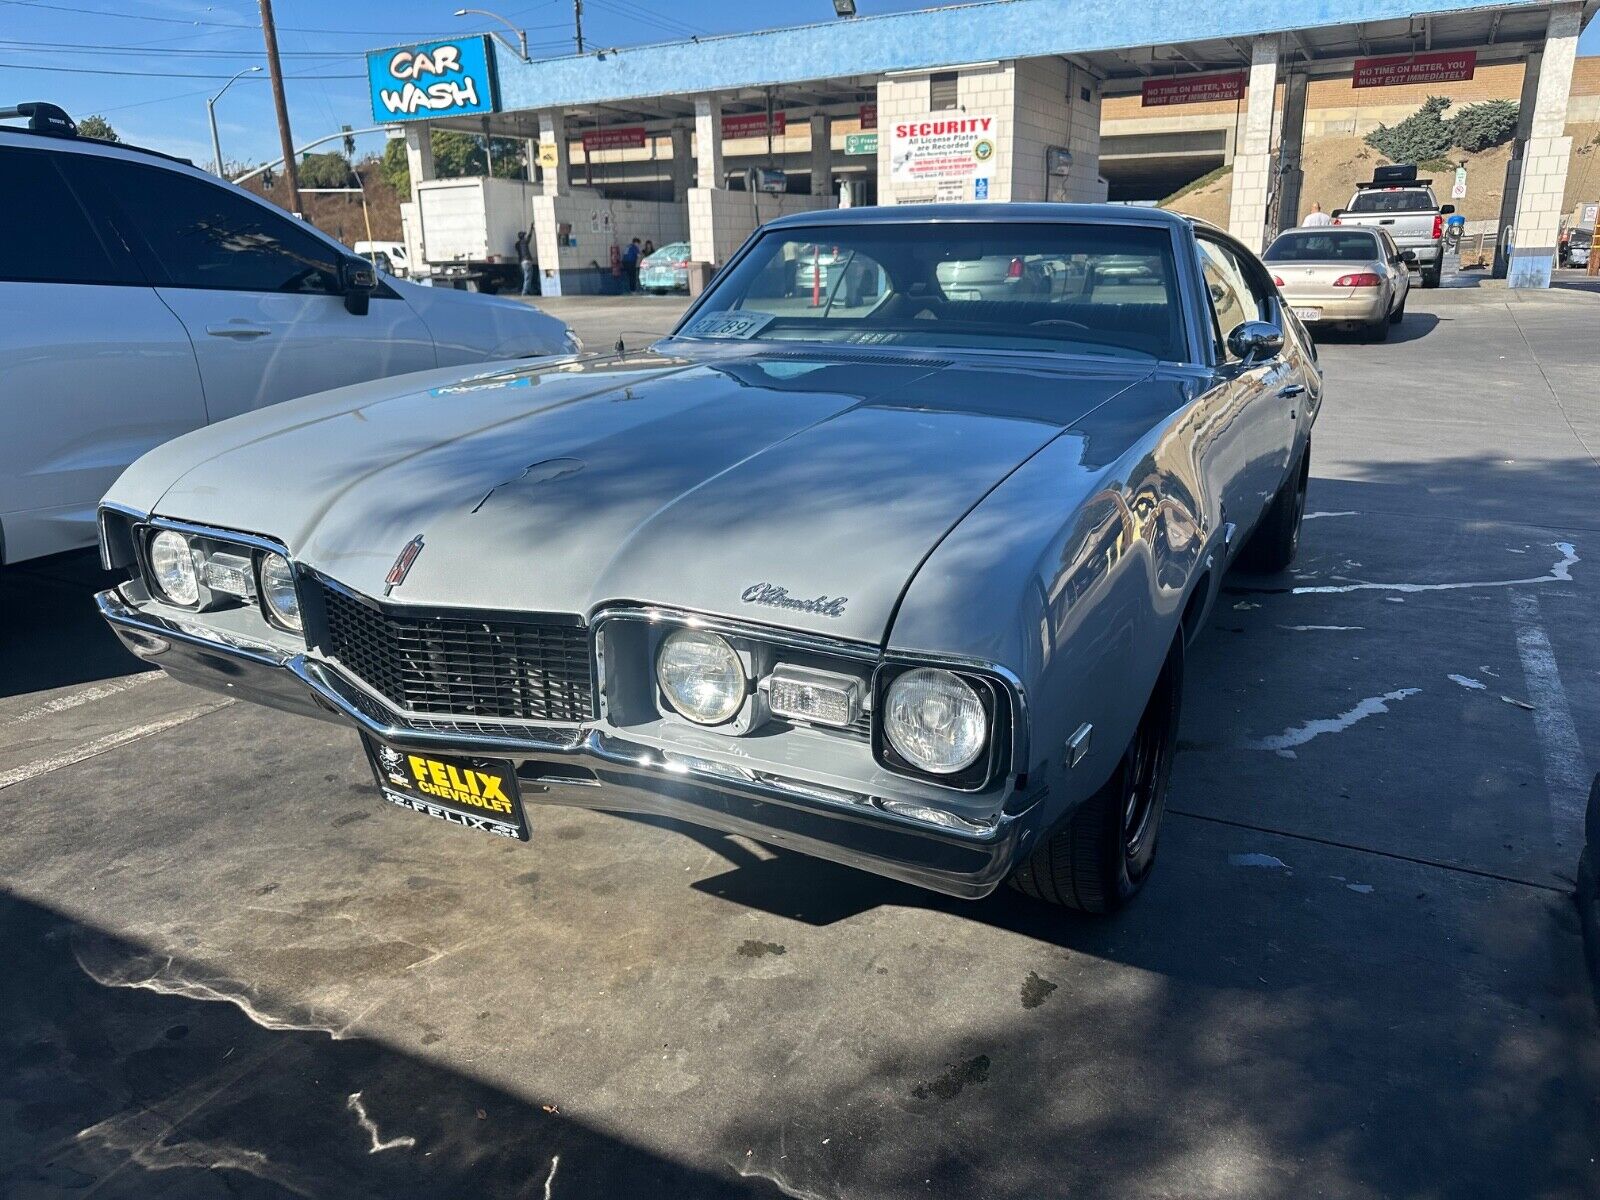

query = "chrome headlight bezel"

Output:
[[872, 663, 1008, 792]]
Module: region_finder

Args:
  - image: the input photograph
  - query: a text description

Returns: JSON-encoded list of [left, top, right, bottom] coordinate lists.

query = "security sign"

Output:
[[368, 36, 499, 122], [890, 114, 1000, 203]]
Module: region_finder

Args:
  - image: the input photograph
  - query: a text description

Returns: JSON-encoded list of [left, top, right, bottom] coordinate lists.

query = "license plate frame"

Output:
[[1292, 307, 1323, 322], [361, 737, 528, 841]]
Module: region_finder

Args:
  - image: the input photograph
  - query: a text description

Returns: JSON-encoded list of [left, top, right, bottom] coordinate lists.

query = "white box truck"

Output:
[[413, 176, 539, 294]]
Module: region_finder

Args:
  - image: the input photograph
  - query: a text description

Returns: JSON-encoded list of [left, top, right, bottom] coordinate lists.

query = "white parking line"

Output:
[[1509, 592, 1589, 849], [0, 673, 158, 727], [0, 701, 231, 792]]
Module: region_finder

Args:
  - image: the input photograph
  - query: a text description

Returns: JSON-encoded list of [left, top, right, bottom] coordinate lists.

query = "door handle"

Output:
[[205, 323, 271, 339], [1278, 383, 1305, 398]]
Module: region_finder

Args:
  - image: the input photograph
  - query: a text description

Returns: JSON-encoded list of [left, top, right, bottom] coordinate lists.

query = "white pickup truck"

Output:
[[1332, 163, 1455, 288]]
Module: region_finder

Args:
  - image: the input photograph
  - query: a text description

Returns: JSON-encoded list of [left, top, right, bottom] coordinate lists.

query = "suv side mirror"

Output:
[[341, 257, 378, 315], [1440, 204, 1456, 215], [1331, 209, 1346, 219], [1226, 320, 1284, 365]]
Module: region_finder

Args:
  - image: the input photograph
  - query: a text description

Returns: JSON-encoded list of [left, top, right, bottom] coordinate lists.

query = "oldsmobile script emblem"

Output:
[[740, 582, 848, 618]]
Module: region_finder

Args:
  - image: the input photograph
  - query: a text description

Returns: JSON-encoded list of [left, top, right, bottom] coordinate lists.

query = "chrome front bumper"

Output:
[[97, 587, 1032, 899]]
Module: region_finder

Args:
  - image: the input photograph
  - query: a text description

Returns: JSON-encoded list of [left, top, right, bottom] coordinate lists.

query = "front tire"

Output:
[[1008, 648, 1182, 913], [1240, 441, 1309, 572]]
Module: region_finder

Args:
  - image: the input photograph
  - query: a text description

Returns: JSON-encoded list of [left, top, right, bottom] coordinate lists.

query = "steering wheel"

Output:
[[1028, 318, 1090, 331]]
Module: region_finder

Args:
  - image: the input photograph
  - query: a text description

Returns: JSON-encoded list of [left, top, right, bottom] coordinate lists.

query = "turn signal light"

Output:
[[1334, 272, 1382, 288], [766, 664, 863, 729]]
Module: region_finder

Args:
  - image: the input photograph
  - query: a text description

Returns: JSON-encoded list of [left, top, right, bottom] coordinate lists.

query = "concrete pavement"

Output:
[[1, 286, 1597, 1199]]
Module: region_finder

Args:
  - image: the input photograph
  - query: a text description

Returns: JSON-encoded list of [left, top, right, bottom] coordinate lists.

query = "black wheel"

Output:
[[1389, 295, 1406, 325], [1008, 648, 1182, 913], [1364, 317, 1390, 342], [1421, 265, 1442, 289], [1240, 441, 1309, 572]]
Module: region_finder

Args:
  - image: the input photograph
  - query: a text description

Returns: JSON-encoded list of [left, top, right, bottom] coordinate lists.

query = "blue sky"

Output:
[[4, 0, 1599, 168]]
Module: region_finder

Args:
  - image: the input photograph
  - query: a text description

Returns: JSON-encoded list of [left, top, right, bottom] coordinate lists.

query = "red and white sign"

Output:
[[1353, 50, 1476, 89], [859, 103, 877, 130], [1141, 71, 1246, 107], [889, 114, 999, 202], [721, 111, 786, 139], [581, 125, 646, 152]]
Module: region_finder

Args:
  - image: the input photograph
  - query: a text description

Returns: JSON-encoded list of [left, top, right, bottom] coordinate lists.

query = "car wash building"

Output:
[[368, 0, 1596, 294]]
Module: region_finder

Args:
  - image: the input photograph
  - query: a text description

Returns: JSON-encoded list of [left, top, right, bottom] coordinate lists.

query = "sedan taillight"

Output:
[[1271, 274, 1286, 287], [1334, 272, 1383, 288]]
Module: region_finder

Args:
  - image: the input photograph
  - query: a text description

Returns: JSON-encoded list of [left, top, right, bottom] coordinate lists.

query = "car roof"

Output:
[[0, 122, 195, 170], [762, 203, 1193, 231]]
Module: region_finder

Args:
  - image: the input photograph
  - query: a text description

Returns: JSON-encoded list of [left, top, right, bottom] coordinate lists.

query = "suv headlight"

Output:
[[656, 629, 746, 725], [148, 530, 199, 606], [884, 668, 988, 775], [257, 552, 302, 632]]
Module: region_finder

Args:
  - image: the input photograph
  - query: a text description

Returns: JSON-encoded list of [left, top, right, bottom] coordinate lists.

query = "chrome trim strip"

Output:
[[591, 603, 879, 661], [142, 515, 290, 558], [97, 586, 293, 667]]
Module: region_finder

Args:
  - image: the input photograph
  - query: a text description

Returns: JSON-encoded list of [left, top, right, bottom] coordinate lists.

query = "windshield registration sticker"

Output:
[[684, 311, 776, 339]]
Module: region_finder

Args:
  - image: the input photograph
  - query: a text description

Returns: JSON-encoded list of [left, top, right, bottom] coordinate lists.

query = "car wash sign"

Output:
[[889, 114, 998, 203], [369, 36, 499, 122]]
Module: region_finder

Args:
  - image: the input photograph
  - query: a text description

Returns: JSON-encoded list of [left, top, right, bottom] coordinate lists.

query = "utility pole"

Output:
[[258, 0, 300, 215], [573, 0, 584, 53]]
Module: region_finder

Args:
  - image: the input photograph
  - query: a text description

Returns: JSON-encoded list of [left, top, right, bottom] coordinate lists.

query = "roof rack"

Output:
[[0, 100, 196, 167], [0, 101, 76, 137]]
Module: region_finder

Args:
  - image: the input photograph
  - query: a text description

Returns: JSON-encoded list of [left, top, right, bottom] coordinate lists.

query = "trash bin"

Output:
[[687, 261, 714, 297]]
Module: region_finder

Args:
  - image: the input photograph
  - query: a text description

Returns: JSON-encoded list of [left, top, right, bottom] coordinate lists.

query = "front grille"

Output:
[[318, 583, 593, 723]]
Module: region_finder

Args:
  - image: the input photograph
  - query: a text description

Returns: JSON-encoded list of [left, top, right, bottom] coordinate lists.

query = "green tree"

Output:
[[298, 151, 356, 189], [77, 114, 119, 142], [1364, 96, 1455, 163], [1450, 100, 1519, 152], [378, 129, 527, 194]]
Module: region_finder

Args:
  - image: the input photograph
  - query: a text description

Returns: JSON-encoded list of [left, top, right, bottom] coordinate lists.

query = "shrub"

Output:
[[1364, 96, 1455, 164], [1450, 100, 1519, 152]]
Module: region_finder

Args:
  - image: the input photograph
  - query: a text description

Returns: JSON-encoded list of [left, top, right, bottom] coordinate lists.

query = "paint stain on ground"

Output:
[[1230, 852, 1289, 870], [913, 1055, 991, 1102], [331, 810, 370, 828], [737, 940, 786, 959], [1020, 972, 1058, 1010]]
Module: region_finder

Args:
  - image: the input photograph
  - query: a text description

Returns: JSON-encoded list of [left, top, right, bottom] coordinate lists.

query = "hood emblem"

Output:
[[741, 582, 848, 619], [384, 534, 425, 595]]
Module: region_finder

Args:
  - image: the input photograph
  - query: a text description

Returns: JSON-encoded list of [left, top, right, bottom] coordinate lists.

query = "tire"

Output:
[[1364, 317, 1390, 342], [1421, 265, 1442, 289], [1240, 441, 1309, 572], [1389, 295, 1406, 325], [1008, 647, 1182, 913]]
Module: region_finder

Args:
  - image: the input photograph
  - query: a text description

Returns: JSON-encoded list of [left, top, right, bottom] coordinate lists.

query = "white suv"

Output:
[[0, 103, 578, 565]]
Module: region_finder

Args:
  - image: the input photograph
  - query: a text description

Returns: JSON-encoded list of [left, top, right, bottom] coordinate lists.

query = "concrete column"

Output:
[[810, 113, 832, 197], [1508, 3, 1582, 289], [538, 110, 570, 196], [694, 95, 724, 189], [403, 125, 435, 265], [1227, 35, 1280, 253], [1494, 49, 1544, 277], [1275, 72, 1308, 235], [669, 125, 692, 203]]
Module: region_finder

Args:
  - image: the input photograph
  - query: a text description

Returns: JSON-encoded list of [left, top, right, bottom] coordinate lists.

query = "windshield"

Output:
[[1265, 231, 1383, 263], [676, 222, 1185, 361], [1347, 189, 1435, 214]]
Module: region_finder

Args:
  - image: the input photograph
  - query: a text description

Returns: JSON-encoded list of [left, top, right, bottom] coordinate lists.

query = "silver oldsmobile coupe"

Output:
[[97, 205, 1320, 913]]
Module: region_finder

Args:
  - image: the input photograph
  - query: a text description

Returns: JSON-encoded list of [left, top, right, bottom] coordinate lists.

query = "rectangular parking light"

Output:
[[767, 665, 863, 728], [203, 551, 256, 600]]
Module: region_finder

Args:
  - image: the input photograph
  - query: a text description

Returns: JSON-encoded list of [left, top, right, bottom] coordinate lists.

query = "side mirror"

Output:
[[1331, 209, 1346, 219], [1400, 250, 1418, 265], [341, 257, 378, 316], [1226, 320, 1284, 364], [1440, 204, 1456, 215]]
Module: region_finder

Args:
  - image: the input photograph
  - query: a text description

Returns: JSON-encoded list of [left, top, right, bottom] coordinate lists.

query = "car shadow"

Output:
[[0, 549, 147, 700], [1307, 310, 1441, 345], [0, 888, 788, 1199]]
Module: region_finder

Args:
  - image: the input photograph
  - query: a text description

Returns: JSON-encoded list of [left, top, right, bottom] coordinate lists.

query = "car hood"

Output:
[[139, 347, 1152, 644]]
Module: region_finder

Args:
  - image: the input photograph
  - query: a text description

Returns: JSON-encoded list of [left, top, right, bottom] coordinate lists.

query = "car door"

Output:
[[1195, 233, 1296, 536], [1381, 231, 1410, 311], [0, 142, 208, 563], [61, 154, 436, 425]]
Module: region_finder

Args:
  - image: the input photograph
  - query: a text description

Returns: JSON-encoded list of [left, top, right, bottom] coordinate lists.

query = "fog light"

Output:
[[204, 551, 256, 600], [767, 665, 862, 728]]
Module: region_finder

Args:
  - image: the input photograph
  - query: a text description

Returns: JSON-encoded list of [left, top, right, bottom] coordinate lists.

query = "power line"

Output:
[[0, 38, 361, 58], [0, 59, 363, 79], [0, 0, 496, 38]]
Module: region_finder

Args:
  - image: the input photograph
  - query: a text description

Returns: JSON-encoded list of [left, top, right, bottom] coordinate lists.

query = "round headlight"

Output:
[[148, 530, 199, 606], [258, 552, 302, 632], [884, 668, 988, 776], [656, 629, 746, 725]]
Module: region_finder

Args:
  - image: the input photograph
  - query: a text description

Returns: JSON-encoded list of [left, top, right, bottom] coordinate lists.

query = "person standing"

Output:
[[622, 237, 642, 293], [515, 229, 535, 296], [1302, 202, 1333, 227]]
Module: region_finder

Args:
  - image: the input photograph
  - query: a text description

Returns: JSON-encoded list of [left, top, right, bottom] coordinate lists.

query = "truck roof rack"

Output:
[[1, 100, 197, 167]]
